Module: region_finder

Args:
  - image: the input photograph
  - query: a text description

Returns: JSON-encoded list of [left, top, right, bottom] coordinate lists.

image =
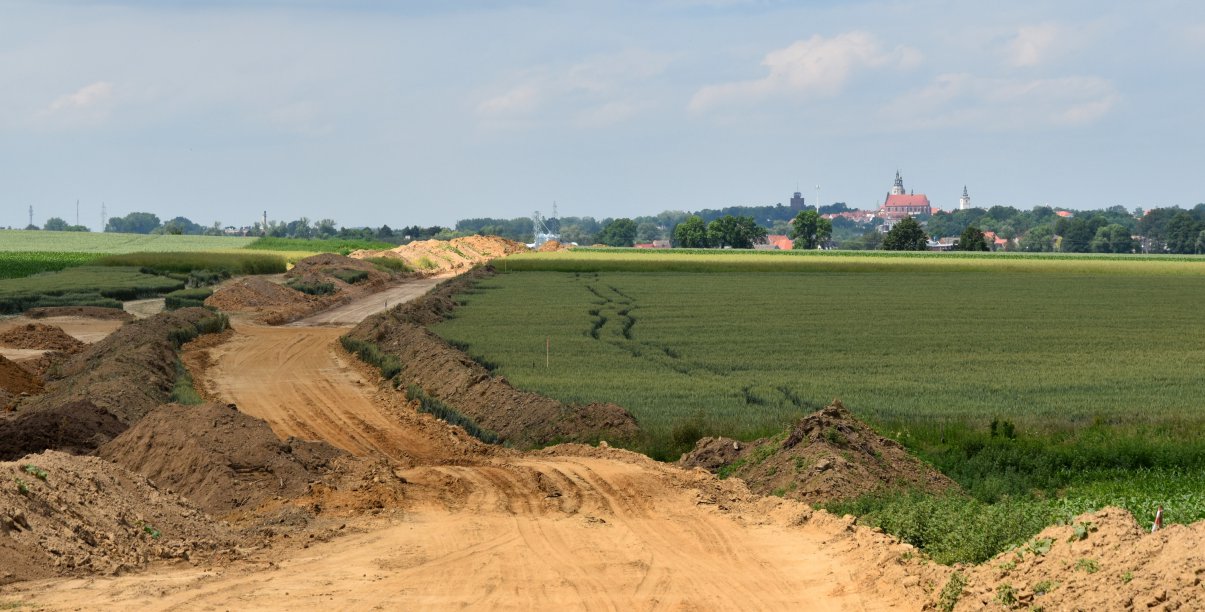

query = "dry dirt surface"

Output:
[[290, 275, 445, 326], [0, 315, 124, 346], [350, 235, 528, 275], [0, 323, 85, 352], [682, 401, 958, 505]]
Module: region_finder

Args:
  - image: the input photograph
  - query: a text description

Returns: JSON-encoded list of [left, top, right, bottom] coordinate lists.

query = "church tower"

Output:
[[959, 186, 971, 210], [891, 170, 905, 196]]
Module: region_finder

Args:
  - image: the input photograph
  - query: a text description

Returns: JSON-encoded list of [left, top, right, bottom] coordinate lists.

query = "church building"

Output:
[[877, 171, 933, 229]]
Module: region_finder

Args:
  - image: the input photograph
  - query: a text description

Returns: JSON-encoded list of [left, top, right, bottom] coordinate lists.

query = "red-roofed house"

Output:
[[982, 230, 1009, 250], [1055, 210, 1074, 218], [755, 234, 794, 250]]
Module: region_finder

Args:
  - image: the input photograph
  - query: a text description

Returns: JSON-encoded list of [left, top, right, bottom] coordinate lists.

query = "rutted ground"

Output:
[[1, 274, 934, 610]]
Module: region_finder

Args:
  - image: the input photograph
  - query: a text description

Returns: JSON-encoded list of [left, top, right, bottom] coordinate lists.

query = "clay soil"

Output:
[[1, 251, 1201, 611]]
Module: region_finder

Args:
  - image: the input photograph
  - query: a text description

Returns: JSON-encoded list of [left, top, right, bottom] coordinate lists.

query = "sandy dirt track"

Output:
[[289, 276, 445, 326], [4, 278, 923, 610]]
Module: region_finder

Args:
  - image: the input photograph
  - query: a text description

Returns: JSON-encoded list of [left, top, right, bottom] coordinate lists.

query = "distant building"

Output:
[[755, 234, 794, 250], [959, 186, 971, 211], [1055, 210, 1074, 218], [789, 192, 806, 210], [878, 170, 932, 230]]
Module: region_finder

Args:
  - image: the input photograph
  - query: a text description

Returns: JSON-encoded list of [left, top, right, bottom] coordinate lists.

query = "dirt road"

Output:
[[290, 276, 445, 326], [4, 277, 924, 610]]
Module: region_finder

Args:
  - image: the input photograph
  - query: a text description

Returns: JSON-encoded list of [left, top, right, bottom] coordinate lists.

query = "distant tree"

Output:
[[376, 224, 394, 241], [635, 221, 661, 243], [955, 226, 990, 251], [1165, 212, 1202, 254], [23, 224, 38, 230], [672, 215, 709, 248], [105, 212, 161, 234], [315, 218, 338, 238], [1019, 224, 1056, 252], [203, 221, 224, 236], [1197, 230, 1205, 255], [596, 218, 638, 247], [881, 217, 928, 251], [43, 217, 69, 231], [818, 202, 850, 215], [1060, 216, 1107, 253], [789, 209, 832, 250], [846, 230, 883, 250], [1089, 224, 1135, 254], [707, 215, 766, 249]]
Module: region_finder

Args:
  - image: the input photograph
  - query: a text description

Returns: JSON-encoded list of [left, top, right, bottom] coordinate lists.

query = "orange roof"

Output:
[[884, 194, 931, 208], [765, 234, 793, 250], [1055, 210, 1073, 218]]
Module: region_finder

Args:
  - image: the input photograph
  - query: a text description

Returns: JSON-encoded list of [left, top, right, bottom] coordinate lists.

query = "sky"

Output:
[[2, 0, 1204, 230]]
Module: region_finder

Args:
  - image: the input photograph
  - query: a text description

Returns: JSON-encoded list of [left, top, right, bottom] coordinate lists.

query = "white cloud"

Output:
[[476, 84, 542, 117], [33, 81, 117, 128], [882, 73, 1118, 130], [1006, 23, 1063, 67], [689, 32, 921, 112]]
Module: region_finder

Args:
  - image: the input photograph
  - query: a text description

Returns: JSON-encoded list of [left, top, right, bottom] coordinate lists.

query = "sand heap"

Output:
[[349, 235, 527, 275], [681, 401, 957, 504], [0, 451, 234, 585], [99, 403, 347, 518], [942, 506, 1203, 611], [0, 323, 85, 352], [535, 240, 568, 252]]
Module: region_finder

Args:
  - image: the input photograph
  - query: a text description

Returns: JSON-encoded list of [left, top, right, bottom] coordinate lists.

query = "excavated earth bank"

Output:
[[345, 268, 638, 447], [682, 401, 958, 505]]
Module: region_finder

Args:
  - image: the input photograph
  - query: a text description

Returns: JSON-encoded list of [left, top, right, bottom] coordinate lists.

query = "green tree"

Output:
[[1165, 212, 1202, 254], [105, 212, 162, 234], [43, 217, 69, 231], [956, 226, 990, 251], [636, 221, 661, 243], [672, 215, 710, 248], [881, 217, 928, 251], [1019, 224, 1056, 252], [596, 218, 638, 247], [707, 215, 766, 249], [789, 210, 832, 250], [1089, 224, 1135, 254]]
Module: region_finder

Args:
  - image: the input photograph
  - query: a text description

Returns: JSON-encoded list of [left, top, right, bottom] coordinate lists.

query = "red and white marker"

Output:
[[1152, 505, 1164, 533]]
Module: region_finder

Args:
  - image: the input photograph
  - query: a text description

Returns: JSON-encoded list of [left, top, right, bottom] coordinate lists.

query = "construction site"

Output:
[[1, 239, 1202, 611]]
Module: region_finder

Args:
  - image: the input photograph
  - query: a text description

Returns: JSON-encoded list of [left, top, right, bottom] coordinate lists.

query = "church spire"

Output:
[[891, 170, 905, 196], [959, 185, 971, 210]]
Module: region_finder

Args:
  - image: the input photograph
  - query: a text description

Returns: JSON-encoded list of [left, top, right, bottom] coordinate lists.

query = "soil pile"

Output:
[[350, 235, 527, 275], [535, 240, 568, 252], [0, 400, 124, 461], [205, 276, 317, 314], [23, 306, 133, 321], [0, 323, 85, 352], [681, 401, 957, 504], [0, 308, 228, 459], [0, 451, 234, 585], [99, 403, 346, 517], [0, 355, 42, 413], [346, 271, 638, 448], [945, 507, 1203, 611]]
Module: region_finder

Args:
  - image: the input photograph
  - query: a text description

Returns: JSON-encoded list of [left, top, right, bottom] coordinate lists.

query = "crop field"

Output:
[[246, 236, 395, 254], [0, 229, 257, 253], [0, 252, 101, 279], [0, 266, 185, 313], [434, 250, 1205, 537]]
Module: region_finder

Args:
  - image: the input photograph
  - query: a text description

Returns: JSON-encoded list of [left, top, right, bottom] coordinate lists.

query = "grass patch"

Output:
[[365, 257, 411, 273], [246, 237, 394, 254], [171, 359, 204, 405], [95, 251, 285, 275], [164, 287, 213, 310], [0, 229, 256, 253], [405, 384, 500, 444], [340, 336, 402, 380], [0, 266, 184, 314], [287, 279, 336, 295], [330, 268, 369, 284]]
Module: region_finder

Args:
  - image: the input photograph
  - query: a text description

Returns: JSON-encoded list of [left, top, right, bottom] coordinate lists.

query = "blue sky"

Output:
[[2, 0, 1203, 229]]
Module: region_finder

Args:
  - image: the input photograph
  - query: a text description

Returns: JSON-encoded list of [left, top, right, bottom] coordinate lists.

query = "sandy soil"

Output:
[[1, 277, 931, 610], [0, 315, 123, 346], [289, 276, 446, 327], [122, 298, 166, 319]]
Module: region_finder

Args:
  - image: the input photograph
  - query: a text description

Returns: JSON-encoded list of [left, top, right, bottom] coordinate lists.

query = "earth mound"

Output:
[[0, 451, 233, 585], [0, 400, 125, 461], [99, 403, 346, 517], [536, 240, 568, 252], [205, 276, 316, 314], [350, 235, 526, 275], [346, 270, 638, 448], [26, 307, 227, 426], [681, 401, 957, 504], [23, 306, 133, 321], [0, 323, 85, 352], [0, 355, 41, 397], [945, 507, 1203, 611]]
